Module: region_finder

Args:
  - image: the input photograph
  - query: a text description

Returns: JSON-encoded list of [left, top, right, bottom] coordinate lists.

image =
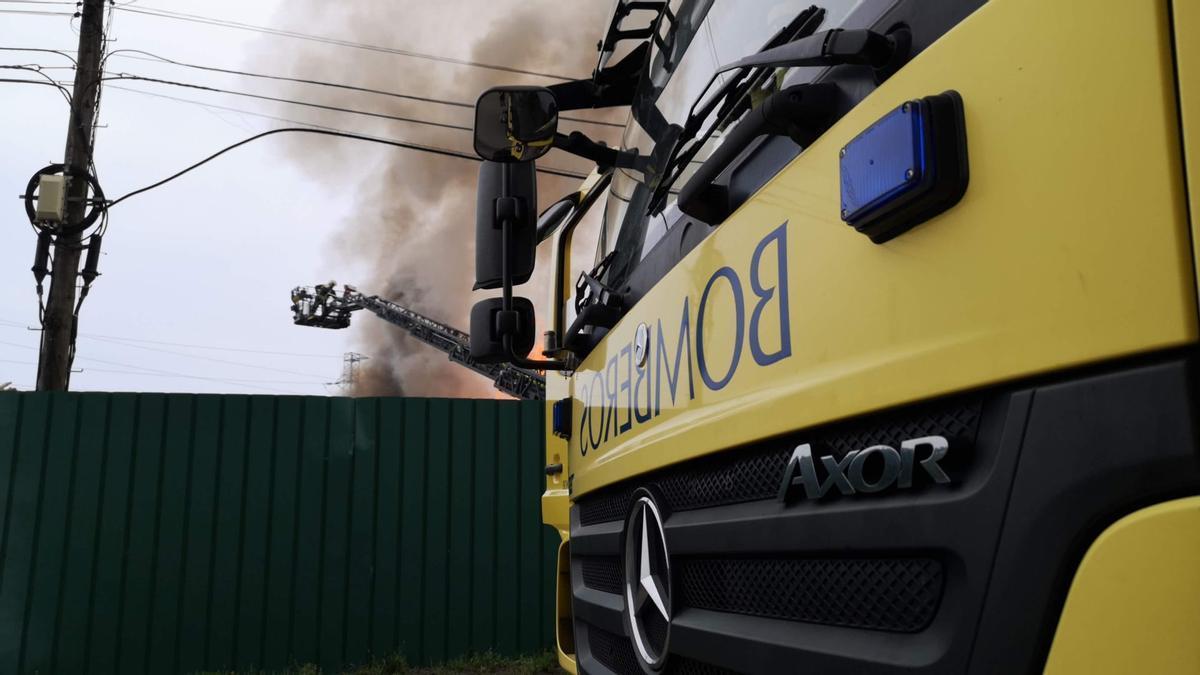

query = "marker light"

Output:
[[839, 91, 968, 243], [552, 397, 572, 440]]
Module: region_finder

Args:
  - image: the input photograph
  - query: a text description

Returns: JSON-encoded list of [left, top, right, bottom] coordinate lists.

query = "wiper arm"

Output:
[[680, 6, 826, 142], [716, 28, 902, 75], [650, 22, 911, 215], [648, 5, 827, 211], [677, 82, 838, 222]]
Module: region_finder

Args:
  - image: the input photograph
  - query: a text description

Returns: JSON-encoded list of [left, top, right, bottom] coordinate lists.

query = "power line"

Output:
[[107, 81, 408, 132], [0, 8, 74, 16], [105, 72, 475, 133], [0, 351, 322, 394], [0, 46, 78, 64], [104, 83, 487, 162], [0, 75, 68, 87], [0, 66, 72, 103], [8, 83, 587, 204], [80, 334, 335, 379], [107, 83, 593, 179], [109, 49, 472, 107], [0, 320, 344, 358], [82, 333, 343, 358], [114, 4, 575, 81], [0, 77, 77, 106], [105, 82, 462, 150], [0, 359, 319, 394], [0, 339, 39, 352], [105, 49, 623, 129], [103, 126, 588, 208], [74, 352, 321, 394], [76, 368, 320, 388]]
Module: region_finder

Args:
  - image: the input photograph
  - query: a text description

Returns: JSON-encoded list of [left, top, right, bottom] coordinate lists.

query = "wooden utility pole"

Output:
[[37, 0, 106, 390]]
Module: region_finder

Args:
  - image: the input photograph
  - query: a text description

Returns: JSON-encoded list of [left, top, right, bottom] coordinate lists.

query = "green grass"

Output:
[[194, 650, 560, 675]]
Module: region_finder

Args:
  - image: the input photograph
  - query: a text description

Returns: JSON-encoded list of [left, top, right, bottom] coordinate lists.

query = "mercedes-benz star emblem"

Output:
[[623, 491, 671, 672], [634, 322, 650, 367]]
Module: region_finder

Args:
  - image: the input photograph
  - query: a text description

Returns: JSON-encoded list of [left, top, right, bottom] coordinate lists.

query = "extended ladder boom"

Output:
[[291, 285, 545, 400]]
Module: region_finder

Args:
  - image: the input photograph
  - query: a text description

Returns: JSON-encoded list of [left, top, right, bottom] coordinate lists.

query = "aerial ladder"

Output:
[[290, 283, 545, 400]]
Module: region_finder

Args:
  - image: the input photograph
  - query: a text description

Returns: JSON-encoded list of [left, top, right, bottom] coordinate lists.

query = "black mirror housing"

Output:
[[475, 161, 537, 290], [473, 86, 559, 162], [469, 296, 536, 363]]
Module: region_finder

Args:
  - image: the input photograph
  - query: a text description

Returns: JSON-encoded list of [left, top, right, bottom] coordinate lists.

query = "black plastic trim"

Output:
[[570, 351, 1200, 674], [969, 357, 1200, 673], [572, 388, 1029, 674]]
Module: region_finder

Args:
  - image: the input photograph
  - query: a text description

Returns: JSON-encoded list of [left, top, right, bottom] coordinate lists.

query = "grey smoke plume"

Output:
[[261, 1, 618, 396]]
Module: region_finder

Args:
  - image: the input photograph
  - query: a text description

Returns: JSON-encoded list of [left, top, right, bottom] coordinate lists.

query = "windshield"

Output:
[[594, 0, 871, 290]]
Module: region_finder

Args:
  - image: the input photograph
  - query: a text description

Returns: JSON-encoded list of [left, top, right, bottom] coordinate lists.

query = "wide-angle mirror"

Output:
[[473, 87, 559, 162]]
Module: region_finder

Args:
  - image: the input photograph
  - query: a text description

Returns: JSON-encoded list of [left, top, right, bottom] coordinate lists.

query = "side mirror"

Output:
[[469, 296, 536, 363], [473, 86, 559, 162], [474, 161, 537, 290]]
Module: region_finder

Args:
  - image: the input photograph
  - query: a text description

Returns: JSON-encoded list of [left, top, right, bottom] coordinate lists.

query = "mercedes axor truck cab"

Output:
[[467, 1, 1200, 673]]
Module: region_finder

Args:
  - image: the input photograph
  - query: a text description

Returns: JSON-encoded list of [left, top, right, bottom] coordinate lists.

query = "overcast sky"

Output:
[[0, 1, 468, 395]]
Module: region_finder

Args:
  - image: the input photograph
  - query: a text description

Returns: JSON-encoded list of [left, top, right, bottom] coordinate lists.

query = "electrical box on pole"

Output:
[[34, 175, 66, 223]]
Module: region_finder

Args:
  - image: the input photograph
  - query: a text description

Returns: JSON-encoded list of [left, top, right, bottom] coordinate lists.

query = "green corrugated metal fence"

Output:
[[0, 392, 555, 674]]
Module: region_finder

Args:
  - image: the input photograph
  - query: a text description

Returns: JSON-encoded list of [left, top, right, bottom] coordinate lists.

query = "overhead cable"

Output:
[[81, 334, 335, 379], [103, 126, 588, 209], [0, 348, 317, 394], [76, 368, 319, 387], [0, 46, 77, 64], [0, 76, 74, 101], [0, 319, 344, 358], [115, 4, 575, 80], [0, 64, 72, 103], [102, 86, 590, 180], [81, 333, 343, 358], [0, 8, 74, 16], [105, 73, 475, 132], [105, 49, 622, 129], [108, 82, 444, 140]]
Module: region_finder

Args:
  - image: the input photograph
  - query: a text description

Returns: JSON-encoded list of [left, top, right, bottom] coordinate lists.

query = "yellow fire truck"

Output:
[[468, 0, 1200, 672]]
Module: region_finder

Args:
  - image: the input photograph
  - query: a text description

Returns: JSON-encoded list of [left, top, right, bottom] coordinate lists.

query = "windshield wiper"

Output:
[[677, 82, 837, 222], [717, 27, 899, 75], [649, 13, 912, 218], [647, 5, 827, 213]]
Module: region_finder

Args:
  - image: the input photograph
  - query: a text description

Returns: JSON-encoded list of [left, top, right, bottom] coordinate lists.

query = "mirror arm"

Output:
[[552, 170, 613, 340], [548, 42, 648, 111], [561, 304, 622, 355], [497, 191, 574, 372], [503, 334, 574, 371], [554, 131, 617, 165], [553, 132, 644, 171]]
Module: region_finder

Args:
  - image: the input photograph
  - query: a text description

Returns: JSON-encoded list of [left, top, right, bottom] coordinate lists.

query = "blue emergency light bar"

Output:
[[839, 91, 969, 243], [840, 101, 926, 222]]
